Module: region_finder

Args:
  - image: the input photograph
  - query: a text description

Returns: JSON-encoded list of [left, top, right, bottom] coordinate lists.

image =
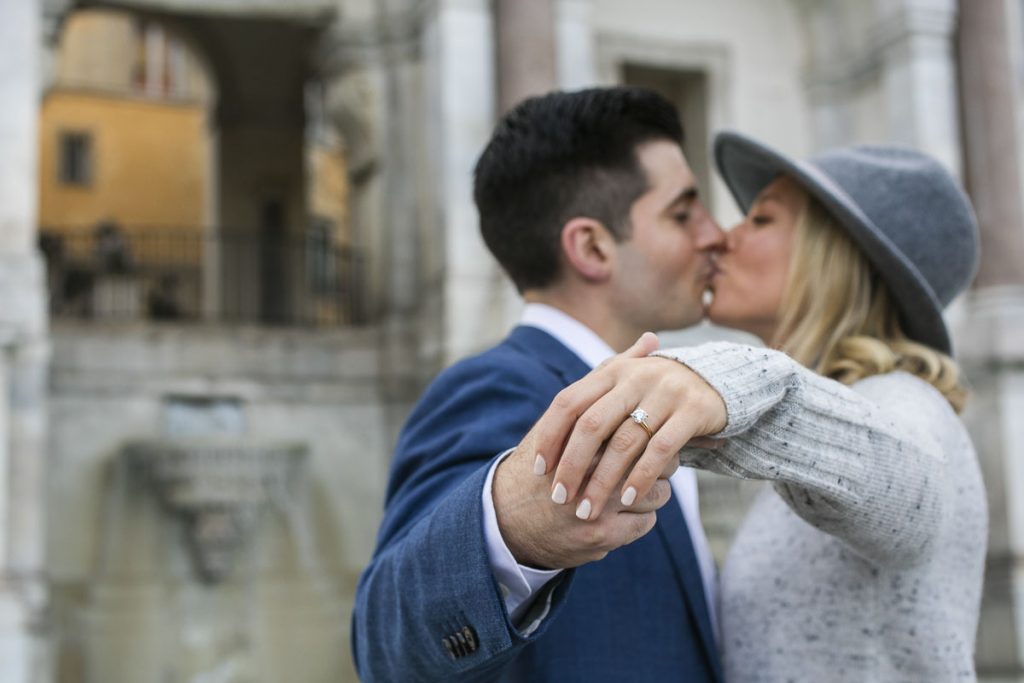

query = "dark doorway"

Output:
[[259, 199, 288, 323]]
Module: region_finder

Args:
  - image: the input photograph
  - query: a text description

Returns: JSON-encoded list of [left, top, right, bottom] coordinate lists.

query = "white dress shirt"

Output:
[[481, 303, 719, 634]]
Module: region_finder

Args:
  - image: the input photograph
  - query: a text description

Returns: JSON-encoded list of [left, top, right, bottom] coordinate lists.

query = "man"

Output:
[[352, 87, 725, 682]]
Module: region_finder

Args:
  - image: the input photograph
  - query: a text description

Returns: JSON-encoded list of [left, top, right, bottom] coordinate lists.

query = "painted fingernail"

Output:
[[575, 498, 592, 520], [533, 454, 546, 475], [551, 482, 567, 505], [621, 486, 637, 507]]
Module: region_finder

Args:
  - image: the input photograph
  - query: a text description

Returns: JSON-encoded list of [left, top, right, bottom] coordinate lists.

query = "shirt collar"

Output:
[[519, 303, 615, 370]]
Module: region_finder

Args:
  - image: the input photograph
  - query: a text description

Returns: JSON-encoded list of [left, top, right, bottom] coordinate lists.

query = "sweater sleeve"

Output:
[[653, 342, 953, 569]]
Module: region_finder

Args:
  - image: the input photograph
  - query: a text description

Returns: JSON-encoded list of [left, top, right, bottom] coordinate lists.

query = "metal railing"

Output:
[[39, 226, 368, 327]]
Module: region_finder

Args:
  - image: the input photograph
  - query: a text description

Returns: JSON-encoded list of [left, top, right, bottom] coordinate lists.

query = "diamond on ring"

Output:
[[630, 408, 654, 438]]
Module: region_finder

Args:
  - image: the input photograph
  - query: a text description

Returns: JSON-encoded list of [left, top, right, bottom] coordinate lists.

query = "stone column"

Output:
[[321, 0, 437, 391], [422, 0, 501, 363], [555, 0, 596, 90], [957, 2, 1024, 681], [802, 0, 961, 169], [488, 0, 559, 343], [958, 0, 1024, 289], [0, 0, 52, 681], [877, 0, 961, 170], [494, 0, 557, 114]]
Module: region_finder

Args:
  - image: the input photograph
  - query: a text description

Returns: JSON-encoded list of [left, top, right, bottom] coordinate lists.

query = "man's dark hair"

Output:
[[473, 87, 684, 292]]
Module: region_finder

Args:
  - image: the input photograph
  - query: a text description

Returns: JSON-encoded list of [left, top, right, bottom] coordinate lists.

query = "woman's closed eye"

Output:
[[751, 214, 773, 227]]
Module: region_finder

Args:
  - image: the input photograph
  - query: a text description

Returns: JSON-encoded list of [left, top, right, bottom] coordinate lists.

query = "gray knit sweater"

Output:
[[655, 342, 987, 683]]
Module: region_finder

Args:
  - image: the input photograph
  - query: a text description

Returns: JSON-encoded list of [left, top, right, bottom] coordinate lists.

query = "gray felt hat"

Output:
[[713, 130, 980, 354]]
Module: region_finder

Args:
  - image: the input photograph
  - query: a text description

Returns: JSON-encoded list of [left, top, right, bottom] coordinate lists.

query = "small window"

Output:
[[58, 132, 93, 186]]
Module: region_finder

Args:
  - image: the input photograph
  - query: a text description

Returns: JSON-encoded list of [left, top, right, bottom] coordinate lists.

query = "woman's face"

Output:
[[707, 175, 808, 342]]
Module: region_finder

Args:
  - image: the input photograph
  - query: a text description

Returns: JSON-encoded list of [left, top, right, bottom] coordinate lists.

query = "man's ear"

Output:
[[560, 217, 617, 282]]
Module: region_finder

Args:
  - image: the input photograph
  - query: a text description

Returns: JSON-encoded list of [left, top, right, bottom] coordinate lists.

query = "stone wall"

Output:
[[0, 0, 50, 681], [47, 322, 407, 681]]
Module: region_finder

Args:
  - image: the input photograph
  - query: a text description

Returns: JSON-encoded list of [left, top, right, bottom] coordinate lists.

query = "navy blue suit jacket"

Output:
[[352, 326, 721, 682]]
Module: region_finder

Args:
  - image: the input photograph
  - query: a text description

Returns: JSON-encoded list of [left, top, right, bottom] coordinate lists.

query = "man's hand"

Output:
[[491, 332, 675, 569], [493, 436, 673, 568]]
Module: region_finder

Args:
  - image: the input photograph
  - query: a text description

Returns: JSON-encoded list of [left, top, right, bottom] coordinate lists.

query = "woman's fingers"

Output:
[[532, 333, 659, 478], [534, 350, 727, 517], [572, 391, 679, 520], [596, 332, 660, 369], [619, 412, 698, 508], [549, 386, 641, 507], [531, 374, 619, 483]]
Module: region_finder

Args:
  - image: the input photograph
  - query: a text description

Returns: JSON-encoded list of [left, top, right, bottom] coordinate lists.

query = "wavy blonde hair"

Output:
[[773, 198, 968, 413]]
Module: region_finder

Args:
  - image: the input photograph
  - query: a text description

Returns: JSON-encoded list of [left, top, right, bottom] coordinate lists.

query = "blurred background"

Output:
[[1, 0, 1023, 680]]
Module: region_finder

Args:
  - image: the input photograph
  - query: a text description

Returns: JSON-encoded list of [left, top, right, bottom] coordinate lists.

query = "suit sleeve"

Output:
[[351, 355, 576, 683]]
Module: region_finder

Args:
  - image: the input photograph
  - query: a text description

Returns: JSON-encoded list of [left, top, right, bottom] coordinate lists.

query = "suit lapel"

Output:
[[656, 500, 722, 682], [506, 326, 591, 385]]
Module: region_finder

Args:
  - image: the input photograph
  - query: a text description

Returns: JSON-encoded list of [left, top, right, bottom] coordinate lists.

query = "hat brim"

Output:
[[713, 131, 952, 354]]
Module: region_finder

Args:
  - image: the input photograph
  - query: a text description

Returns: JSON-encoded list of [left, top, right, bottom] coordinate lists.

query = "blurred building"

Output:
[[39, 8, 352, 326], [0, 0, 1021, 681], [39, 11, 213, 231]]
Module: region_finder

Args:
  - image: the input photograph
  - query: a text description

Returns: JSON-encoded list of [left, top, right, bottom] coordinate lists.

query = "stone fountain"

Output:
[[122, 440, 306, 584], [62, 433, 348, 683]]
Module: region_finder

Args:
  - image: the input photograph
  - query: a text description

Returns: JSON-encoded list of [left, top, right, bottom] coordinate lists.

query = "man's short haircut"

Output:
[[473, 87, 684, 292]]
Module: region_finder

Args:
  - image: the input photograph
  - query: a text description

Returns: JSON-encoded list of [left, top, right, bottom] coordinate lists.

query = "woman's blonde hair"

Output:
[[773, 197, 968, 412]]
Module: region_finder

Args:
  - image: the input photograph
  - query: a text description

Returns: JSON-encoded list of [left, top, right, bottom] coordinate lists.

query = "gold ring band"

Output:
[[629, 408, 654, 439]]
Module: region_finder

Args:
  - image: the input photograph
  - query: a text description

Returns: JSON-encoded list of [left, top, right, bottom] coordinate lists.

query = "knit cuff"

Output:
[[651, 342, 801, 439]]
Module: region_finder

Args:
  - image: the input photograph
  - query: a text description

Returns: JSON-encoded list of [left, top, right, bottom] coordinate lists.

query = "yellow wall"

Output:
[[309, 144, 350, 246], [54, 9, 213, 105], [38, 90, 209, 232], [56, 11, 137, 91]]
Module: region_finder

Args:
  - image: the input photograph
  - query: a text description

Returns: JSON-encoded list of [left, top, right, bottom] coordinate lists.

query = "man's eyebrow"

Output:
[[663, 186, 699, 212]]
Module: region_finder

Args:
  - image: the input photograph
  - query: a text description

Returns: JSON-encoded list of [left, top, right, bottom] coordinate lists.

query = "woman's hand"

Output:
[[533, 334, 728, 521]]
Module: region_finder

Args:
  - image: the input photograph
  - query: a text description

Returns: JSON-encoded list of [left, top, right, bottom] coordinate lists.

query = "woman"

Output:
[[530, 132, 987, 681]]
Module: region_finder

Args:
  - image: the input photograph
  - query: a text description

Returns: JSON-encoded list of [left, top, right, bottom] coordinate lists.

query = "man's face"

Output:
[[609, 140, 725, 333]]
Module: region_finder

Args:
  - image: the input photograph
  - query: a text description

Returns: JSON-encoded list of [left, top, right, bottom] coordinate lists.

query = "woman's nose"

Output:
[[724, 224, 742, 251]]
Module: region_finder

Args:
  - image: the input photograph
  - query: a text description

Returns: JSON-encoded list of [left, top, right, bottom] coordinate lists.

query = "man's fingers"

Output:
[[609, 510, 658, 548], [619, 478, 672, 514], [688, 436, 724, 450]]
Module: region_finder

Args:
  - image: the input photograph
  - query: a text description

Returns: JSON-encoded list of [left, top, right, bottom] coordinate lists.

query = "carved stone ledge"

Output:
[[121, 439, 307, 584]]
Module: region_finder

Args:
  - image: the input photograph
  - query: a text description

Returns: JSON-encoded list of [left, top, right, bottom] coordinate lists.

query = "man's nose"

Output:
[[695, 214, 727, 250], [696, 219, 726, 253]]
